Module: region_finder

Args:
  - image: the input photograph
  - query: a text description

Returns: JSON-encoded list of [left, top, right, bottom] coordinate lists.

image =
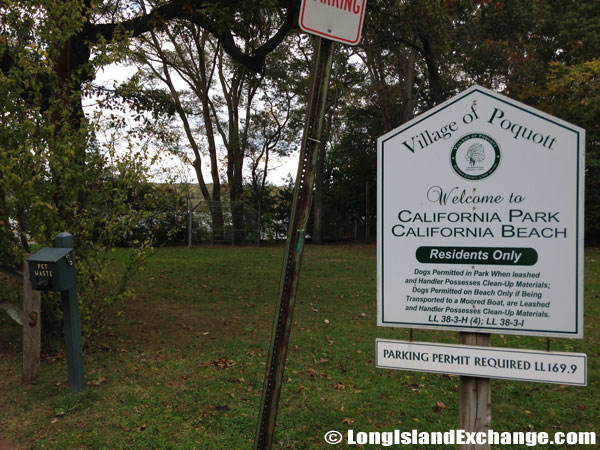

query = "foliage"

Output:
[[256, 178, 295, 242], [0, 0, 171, 342], [3, 0, 600, 339], [539, 59, 600, 241], [124, 14, 307, 245], [315, 0, 600, 241], [321, 107, 381, 240]]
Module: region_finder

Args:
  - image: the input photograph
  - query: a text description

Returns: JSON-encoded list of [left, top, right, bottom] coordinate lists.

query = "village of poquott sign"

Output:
[[377, 85, 585, 338]]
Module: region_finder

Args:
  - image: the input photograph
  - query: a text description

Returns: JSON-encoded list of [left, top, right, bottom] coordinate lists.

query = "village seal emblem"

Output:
[[450, 133, 501, 180]]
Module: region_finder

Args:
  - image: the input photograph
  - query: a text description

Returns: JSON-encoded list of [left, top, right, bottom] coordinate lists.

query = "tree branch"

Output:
[[85, 0, 299, 74], [0, 301, 23, 326]]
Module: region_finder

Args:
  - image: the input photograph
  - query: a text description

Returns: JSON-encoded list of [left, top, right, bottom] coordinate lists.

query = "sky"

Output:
[[89, 63, 300, 187]]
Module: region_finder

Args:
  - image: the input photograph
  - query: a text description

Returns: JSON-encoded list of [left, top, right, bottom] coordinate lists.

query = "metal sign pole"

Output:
[[254, 36, 335, 450]]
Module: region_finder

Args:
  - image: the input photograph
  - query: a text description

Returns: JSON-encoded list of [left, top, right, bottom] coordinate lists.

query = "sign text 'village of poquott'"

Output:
[[377, 85, 585, 338]]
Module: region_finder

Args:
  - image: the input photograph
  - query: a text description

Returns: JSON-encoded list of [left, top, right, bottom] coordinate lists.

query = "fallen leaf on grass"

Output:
[[342, 418, 355, 425], [201, 358, 237, 369], [88, 376, 108, 386], [434, 401, 446, 411], [213, 405, 230, 411], [47, 352, 66, 362]]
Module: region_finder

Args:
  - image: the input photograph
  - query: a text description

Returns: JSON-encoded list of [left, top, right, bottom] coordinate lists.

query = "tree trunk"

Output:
[[365, 180, 372, 242], [312, 139, 325, 244]]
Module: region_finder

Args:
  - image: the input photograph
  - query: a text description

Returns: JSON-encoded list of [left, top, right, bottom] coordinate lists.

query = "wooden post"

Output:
[[22, 258, 41, 384], [459, 332, 491, 450]]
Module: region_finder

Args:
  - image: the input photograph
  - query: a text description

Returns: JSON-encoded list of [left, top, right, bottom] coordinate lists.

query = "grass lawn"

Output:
[[0, 244, 598, 449]]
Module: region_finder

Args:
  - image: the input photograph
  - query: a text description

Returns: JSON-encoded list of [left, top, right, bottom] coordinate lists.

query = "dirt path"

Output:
[[0, 434, 15, 450]]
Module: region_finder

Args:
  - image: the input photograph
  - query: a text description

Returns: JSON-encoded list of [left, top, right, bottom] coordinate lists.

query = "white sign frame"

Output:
[[299, 0, 367, 45], [377, 85, 585, 337], [376, 339, 587, 386]]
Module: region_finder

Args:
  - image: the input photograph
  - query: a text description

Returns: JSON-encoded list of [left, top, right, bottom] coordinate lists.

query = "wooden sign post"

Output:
[[27, 232, 85, 392], [459, 332, 491, 450], [22, 258, 41, 385]]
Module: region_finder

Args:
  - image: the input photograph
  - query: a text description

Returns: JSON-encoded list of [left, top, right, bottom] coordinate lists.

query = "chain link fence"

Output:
[[187, 201, 261, 247]]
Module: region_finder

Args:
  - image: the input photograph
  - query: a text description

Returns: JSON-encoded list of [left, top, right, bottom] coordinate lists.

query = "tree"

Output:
[[0, 0, 299, 334], [311, 0, 471, 241], [537, 59, 600, 241], [129, 24, 229, 241], [457, 0, 600, 239], [245, 72, 300, 224], [320, 106, 382, 240], [127, 3, 304, 244], [311, 0, 600, 242]]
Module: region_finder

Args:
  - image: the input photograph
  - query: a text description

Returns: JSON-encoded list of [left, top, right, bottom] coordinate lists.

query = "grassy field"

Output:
[[0, 244, 598, 449]]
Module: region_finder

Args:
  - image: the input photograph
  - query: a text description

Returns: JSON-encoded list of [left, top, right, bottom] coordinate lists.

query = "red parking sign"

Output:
[[299, 0, 367, 45]]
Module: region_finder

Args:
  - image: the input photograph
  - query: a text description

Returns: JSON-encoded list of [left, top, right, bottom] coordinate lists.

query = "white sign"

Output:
[[376, 339, 587, 386], [299, 0, 367, 45], [377, 85, 585, 337]]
